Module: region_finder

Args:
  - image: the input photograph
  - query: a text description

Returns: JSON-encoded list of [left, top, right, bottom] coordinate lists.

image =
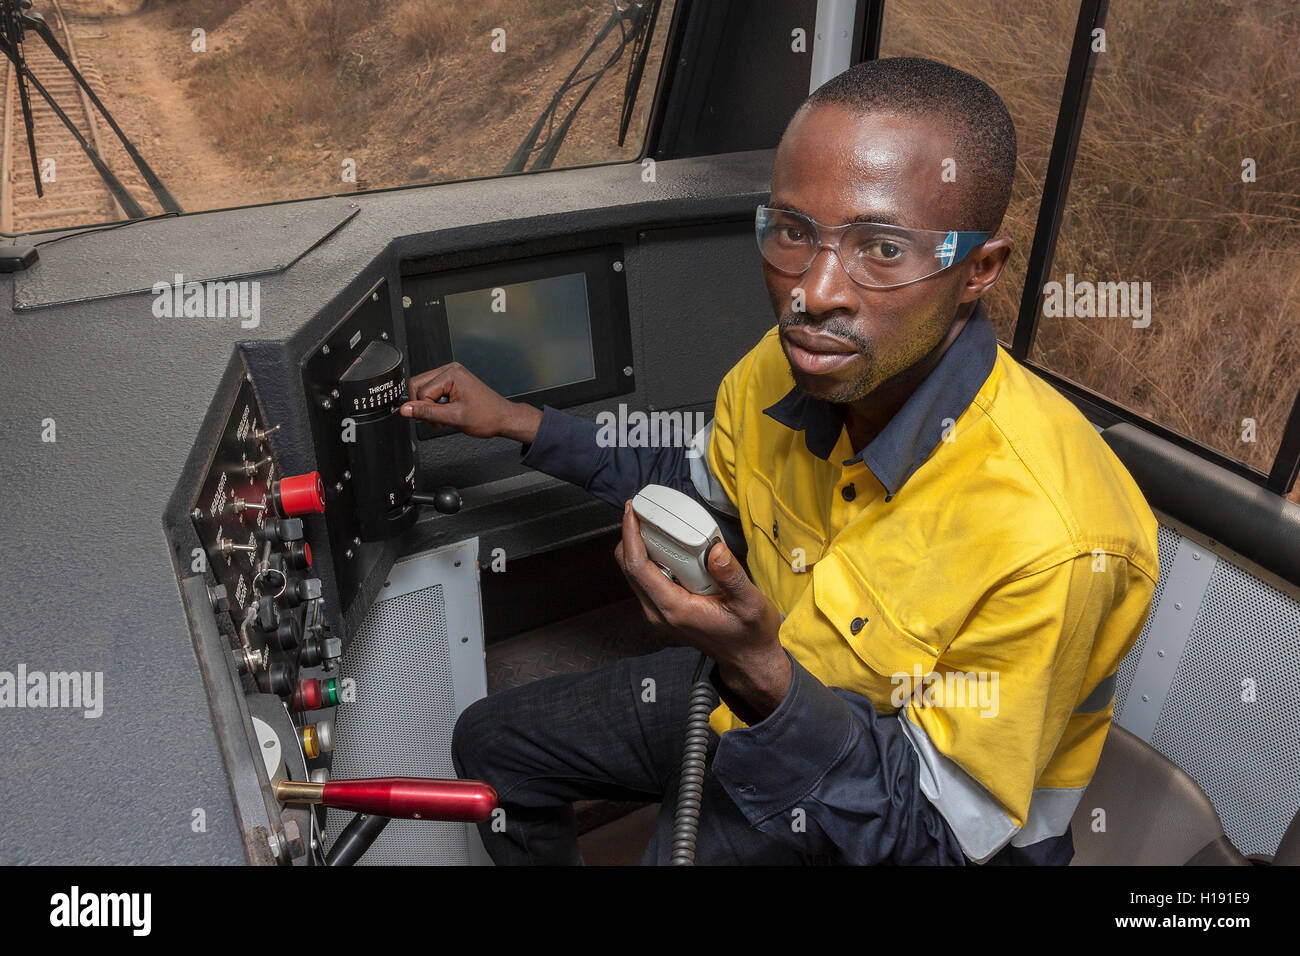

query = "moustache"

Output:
[[778, 315, 870, 353]]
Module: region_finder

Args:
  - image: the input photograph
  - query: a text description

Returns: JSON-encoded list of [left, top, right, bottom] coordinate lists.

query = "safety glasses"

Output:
[[755, 205, 989, 290]]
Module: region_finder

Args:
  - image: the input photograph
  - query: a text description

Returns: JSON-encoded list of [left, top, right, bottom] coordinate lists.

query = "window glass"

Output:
[[5, 0, 676, 232], [1034, 0, 1300, 483]]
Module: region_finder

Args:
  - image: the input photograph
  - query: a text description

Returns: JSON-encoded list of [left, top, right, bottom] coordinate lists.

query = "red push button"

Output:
[[276, 472, 326, 516]]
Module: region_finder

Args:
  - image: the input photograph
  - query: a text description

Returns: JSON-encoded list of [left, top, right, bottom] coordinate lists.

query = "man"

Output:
[[403, 57, 1159, 865]]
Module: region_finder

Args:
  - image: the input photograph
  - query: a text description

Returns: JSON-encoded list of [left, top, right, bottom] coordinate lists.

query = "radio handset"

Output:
[[630, 485, 724, 595], [631, 483, 725, 865]]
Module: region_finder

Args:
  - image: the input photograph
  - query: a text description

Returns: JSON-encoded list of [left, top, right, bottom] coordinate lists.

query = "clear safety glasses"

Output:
[[755, 205, 990, 290]]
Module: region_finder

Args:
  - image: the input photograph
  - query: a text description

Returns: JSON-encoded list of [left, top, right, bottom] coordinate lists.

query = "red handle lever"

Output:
[[313, 777, 498, 822]]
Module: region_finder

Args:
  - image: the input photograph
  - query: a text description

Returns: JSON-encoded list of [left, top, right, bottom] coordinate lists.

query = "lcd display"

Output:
[[444, 272, 596, 398]]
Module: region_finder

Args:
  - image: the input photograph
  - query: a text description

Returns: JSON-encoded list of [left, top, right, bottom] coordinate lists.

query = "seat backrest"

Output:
[[1271, 806, 1300, 865], [1069, 723, 1246, 865]]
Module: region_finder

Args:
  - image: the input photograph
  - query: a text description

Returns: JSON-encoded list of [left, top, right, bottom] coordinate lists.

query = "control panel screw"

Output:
[[343, 471, 351, 480], [330, 389, 340, 399], [381, 331, 390, 340], [335, 482, 344, 492], [372, 292, 380, 302], [352, 537, 361, 546], [322, 344, 331, 355], [321, 398, 333, 410], [190, 508, 203, 522], [623, 366, 634, 377], [402, 296, 411, 308], [613, 261, 623, 272], [345, 549, 354, 559]]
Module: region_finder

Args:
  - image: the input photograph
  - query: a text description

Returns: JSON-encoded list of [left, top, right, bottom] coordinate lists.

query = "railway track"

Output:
[[1, 0, 120, 233]]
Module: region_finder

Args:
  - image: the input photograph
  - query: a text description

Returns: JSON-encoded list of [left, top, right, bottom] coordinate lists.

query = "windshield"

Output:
[[1, 0, 675, 234]]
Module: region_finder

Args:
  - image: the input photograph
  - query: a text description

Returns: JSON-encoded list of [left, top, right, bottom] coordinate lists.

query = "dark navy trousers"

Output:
[[451, 646, 826, 865]]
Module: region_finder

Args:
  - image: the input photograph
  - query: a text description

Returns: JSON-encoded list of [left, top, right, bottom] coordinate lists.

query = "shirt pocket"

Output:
[[811, 548, 940, 689], [745, 474, 827, 578]]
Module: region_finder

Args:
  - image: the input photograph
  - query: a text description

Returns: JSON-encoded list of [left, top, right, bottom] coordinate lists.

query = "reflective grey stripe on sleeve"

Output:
[[1010, 785, 1087, 847], [897, 715, 1087, 860], [897, 714, 1017, 862], [688, 418, 740, 518], [1073, 672, 1117, 714]]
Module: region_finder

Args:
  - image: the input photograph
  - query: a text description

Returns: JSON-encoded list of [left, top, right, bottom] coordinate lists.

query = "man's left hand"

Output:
[[614, 500, 792, 719]]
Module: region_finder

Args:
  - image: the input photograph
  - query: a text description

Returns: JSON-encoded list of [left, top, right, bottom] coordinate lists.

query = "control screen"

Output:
[[445, 272, 596, 398], [401, 243, 635, 438]]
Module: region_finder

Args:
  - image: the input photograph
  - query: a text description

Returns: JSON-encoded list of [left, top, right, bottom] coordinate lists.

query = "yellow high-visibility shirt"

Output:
[[697, 301, 1160, 861]]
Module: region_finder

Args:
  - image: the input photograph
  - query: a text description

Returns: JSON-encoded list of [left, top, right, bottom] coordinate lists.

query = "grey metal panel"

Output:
[[1114, 523, 1181, 720], [0, 150, 775, 862], [325, 538, 490, 865], [12, 199, 359, 310], [1148, 562, 1300, 857], [635, 222, 771, 413], [1116, 536, 1219, 741]]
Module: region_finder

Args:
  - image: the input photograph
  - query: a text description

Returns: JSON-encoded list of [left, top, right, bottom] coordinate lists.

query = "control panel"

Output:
[[190, 379, 340, 694]]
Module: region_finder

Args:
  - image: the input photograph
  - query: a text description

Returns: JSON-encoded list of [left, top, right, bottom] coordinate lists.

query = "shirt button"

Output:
[[772, 521, 779, 540], [841, 483, 856, 502], [850, 617, 867, 635]]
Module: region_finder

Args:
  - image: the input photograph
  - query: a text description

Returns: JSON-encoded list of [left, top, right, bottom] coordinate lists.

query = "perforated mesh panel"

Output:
[[1114, 523, 1180, 718], [326, 583, 471, 865], [1149, 562, 1300, 856]]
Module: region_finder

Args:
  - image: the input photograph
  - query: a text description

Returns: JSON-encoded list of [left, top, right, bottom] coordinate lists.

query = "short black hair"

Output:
[[801, 57, 1017, 234]]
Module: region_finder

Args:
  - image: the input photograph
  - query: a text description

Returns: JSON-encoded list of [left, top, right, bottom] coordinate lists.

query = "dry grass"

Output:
[[885, 0, 1300, 498], [394, 0, 462, 59]]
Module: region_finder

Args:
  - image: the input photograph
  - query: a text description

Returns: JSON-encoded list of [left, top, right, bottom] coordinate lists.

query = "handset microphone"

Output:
[[631, 483, 725, 864], [631, 484, 724, 595]]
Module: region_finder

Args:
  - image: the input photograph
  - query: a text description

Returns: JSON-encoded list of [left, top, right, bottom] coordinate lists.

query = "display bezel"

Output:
[[402, 244, 635, 440]]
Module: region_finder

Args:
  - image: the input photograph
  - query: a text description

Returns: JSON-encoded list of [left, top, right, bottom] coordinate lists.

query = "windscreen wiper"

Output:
[[503, 0, 662, 174], [0, 0, 180, 221]]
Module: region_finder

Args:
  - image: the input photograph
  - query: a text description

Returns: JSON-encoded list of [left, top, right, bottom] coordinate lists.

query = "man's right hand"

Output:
[[401, 362, 543, 445]]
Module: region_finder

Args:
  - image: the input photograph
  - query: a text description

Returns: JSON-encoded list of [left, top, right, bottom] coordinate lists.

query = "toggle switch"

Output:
[[218, 535, 259, 557]]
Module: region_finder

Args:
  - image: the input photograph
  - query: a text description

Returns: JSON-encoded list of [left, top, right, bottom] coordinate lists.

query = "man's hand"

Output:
[[401, 362, 542, 444], [615, 500, 791, 720]]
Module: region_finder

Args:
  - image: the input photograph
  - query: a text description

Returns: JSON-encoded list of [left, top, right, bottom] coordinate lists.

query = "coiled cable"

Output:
[[669, 652, 716, 865]]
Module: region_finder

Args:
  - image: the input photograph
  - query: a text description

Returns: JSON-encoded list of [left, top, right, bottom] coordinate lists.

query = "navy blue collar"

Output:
[[762, 301, 998, 498]]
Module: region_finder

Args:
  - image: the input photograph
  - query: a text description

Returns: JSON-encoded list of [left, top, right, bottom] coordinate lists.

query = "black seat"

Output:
[[1068, 723, 1249, 865]]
